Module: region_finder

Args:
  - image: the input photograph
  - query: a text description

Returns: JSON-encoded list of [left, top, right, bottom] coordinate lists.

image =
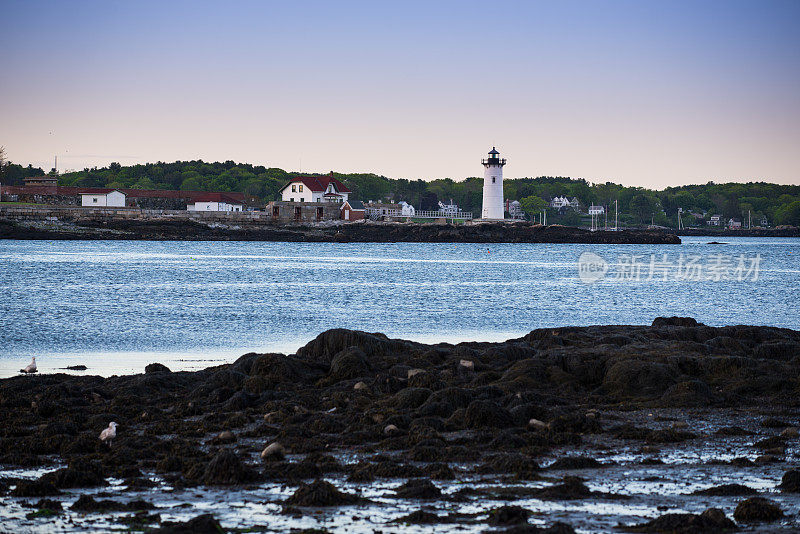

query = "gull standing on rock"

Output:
[[99, 422, 117, 446], [20, 357, 37, 374]]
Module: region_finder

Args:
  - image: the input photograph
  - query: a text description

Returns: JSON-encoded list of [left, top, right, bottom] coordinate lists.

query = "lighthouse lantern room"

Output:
[[481, 147, 506, 220]]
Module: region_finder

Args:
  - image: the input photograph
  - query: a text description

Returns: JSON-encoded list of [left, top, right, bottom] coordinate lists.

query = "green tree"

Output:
[[775, 201, 800, 226], [519, 195, 547, 217], [630, 194, 656, 224]]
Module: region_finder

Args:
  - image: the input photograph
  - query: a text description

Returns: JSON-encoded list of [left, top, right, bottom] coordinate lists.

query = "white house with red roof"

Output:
[[279, 173, 351, 204], [79, 188, 126, 207], [187, 192, 244, 212]]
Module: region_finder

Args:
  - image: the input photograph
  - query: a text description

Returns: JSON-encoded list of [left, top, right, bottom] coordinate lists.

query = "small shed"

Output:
[[341, 200, 365, 221], [79, 189, 126, 207]]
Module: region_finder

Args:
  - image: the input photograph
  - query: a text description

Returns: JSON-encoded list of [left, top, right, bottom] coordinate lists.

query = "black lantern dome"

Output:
[[482, 147, 506, 167]]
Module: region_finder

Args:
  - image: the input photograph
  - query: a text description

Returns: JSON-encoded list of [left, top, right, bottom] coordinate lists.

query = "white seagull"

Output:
[[20, 357, 37, 374], [99, 422, 117, 446]]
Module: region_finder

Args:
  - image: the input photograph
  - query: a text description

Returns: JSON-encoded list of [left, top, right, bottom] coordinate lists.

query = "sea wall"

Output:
[[0, 205, 276, 222]]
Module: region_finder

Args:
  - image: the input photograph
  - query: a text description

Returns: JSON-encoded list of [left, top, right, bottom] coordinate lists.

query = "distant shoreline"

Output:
[[0, 216, 681, 244]]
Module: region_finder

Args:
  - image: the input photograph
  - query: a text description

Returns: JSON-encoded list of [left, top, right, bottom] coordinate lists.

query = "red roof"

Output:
[[286, 174, 351, 193], [78, 188, 124, 194]]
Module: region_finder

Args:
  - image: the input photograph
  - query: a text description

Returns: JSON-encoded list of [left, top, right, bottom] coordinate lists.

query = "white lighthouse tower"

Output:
[[481, 147, 506, 220]]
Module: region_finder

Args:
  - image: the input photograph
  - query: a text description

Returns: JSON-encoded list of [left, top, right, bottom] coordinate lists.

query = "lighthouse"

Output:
[[481, 147, 506, 220]]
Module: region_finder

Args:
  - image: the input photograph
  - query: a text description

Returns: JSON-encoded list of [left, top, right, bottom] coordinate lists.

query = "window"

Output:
[[299, 185, 303, 192], [492, 177, 496, 183], [300, 198, 305, 202], [290, 198, 294, 202], [292, 185, 296, 192]]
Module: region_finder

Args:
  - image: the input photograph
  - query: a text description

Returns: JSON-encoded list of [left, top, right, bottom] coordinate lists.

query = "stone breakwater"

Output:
[[1, 317, 799, 532], [0, 207, 680, 243]]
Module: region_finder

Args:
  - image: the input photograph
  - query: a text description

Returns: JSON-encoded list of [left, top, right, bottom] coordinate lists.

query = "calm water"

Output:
[[1, 237, 798, 376]]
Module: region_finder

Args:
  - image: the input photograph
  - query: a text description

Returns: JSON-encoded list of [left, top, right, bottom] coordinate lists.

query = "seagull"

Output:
[[20, 357, 37, 374], [99, 422, 117, 446]]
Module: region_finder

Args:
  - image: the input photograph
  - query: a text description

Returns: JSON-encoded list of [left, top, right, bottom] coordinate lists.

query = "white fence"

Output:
[[365, 207, 472, 220]]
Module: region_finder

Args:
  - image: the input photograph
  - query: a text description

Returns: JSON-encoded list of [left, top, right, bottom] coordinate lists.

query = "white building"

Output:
[[438, 199, 459, 217], [279, 173, 351, 203], [505, 199, 524, 219], [589, 205, 605, 215], [707, 215, 722, 226], [550, 196, 571, 209], [399, 201, 416, 216], [481, 147, 506, 220], [187, 193, 244, 212], [80, 189, 126, 207]]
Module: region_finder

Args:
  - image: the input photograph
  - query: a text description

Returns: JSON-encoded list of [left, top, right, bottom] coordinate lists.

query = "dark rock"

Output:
[[487, 505, 532, 526], [31, 498, 63, 511], [603, 360, 676, 398], [329, 347, 371, 380], [646, 428, 696, 443], [70, 495, 154, 512], [464, 400, 514, 428], [12, 478, 60, 497], [760, 417, 791, 428], [548, 456, 603, 470], [186, 449, 257, 485], [778, 469, 800, 492], [733, 497, 784, 522], [478, 453, 541, 479], [152, 514, 224, 533], [391, 510, 445, 524], [145, 363, 171, 374], [285, 480, 363, 506], [395, 478, 442, 499], [534, 476, 594, 500], [43, 457, 107, 489], [652, 317, 700, 328], [660, 380, 713, 407], [622, 507, 735, 533], [692, 483, 757, 496], [390, 387, 433, 410]]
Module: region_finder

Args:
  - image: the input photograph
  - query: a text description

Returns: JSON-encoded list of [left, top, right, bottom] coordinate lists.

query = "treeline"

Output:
[[2, 159, 799, 226]]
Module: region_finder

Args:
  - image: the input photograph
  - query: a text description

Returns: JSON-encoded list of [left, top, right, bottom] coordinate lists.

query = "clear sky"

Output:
[[1, 0, 799, 186]]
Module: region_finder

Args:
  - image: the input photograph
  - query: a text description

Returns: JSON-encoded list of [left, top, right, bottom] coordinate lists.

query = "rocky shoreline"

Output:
[[0, 218, 681, 244], [1, 317, 799, 532]]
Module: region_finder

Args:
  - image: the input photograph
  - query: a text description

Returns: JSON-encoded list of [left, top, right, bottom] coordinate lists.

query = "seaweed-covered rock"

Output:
[[464, 400, 514, 429], [285, 480, 363, 506], [779, 469, 800, 492], [487, 505, 532, 526], [733, 497, 784, 522], [391, 510, 445, 524], [692, 483, 757, 496], [395, 478, 442, 499], [534, 476, 594, 500], [186, 449, 257, 485], [548, 456, 603, 470], [70, 495, 154, 512], [145, 363, 171, 374], [622, 507, 735, 533], [329, 347, 371, 380], [152, 514, 223, 533], [603, 360, 676, 398]]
